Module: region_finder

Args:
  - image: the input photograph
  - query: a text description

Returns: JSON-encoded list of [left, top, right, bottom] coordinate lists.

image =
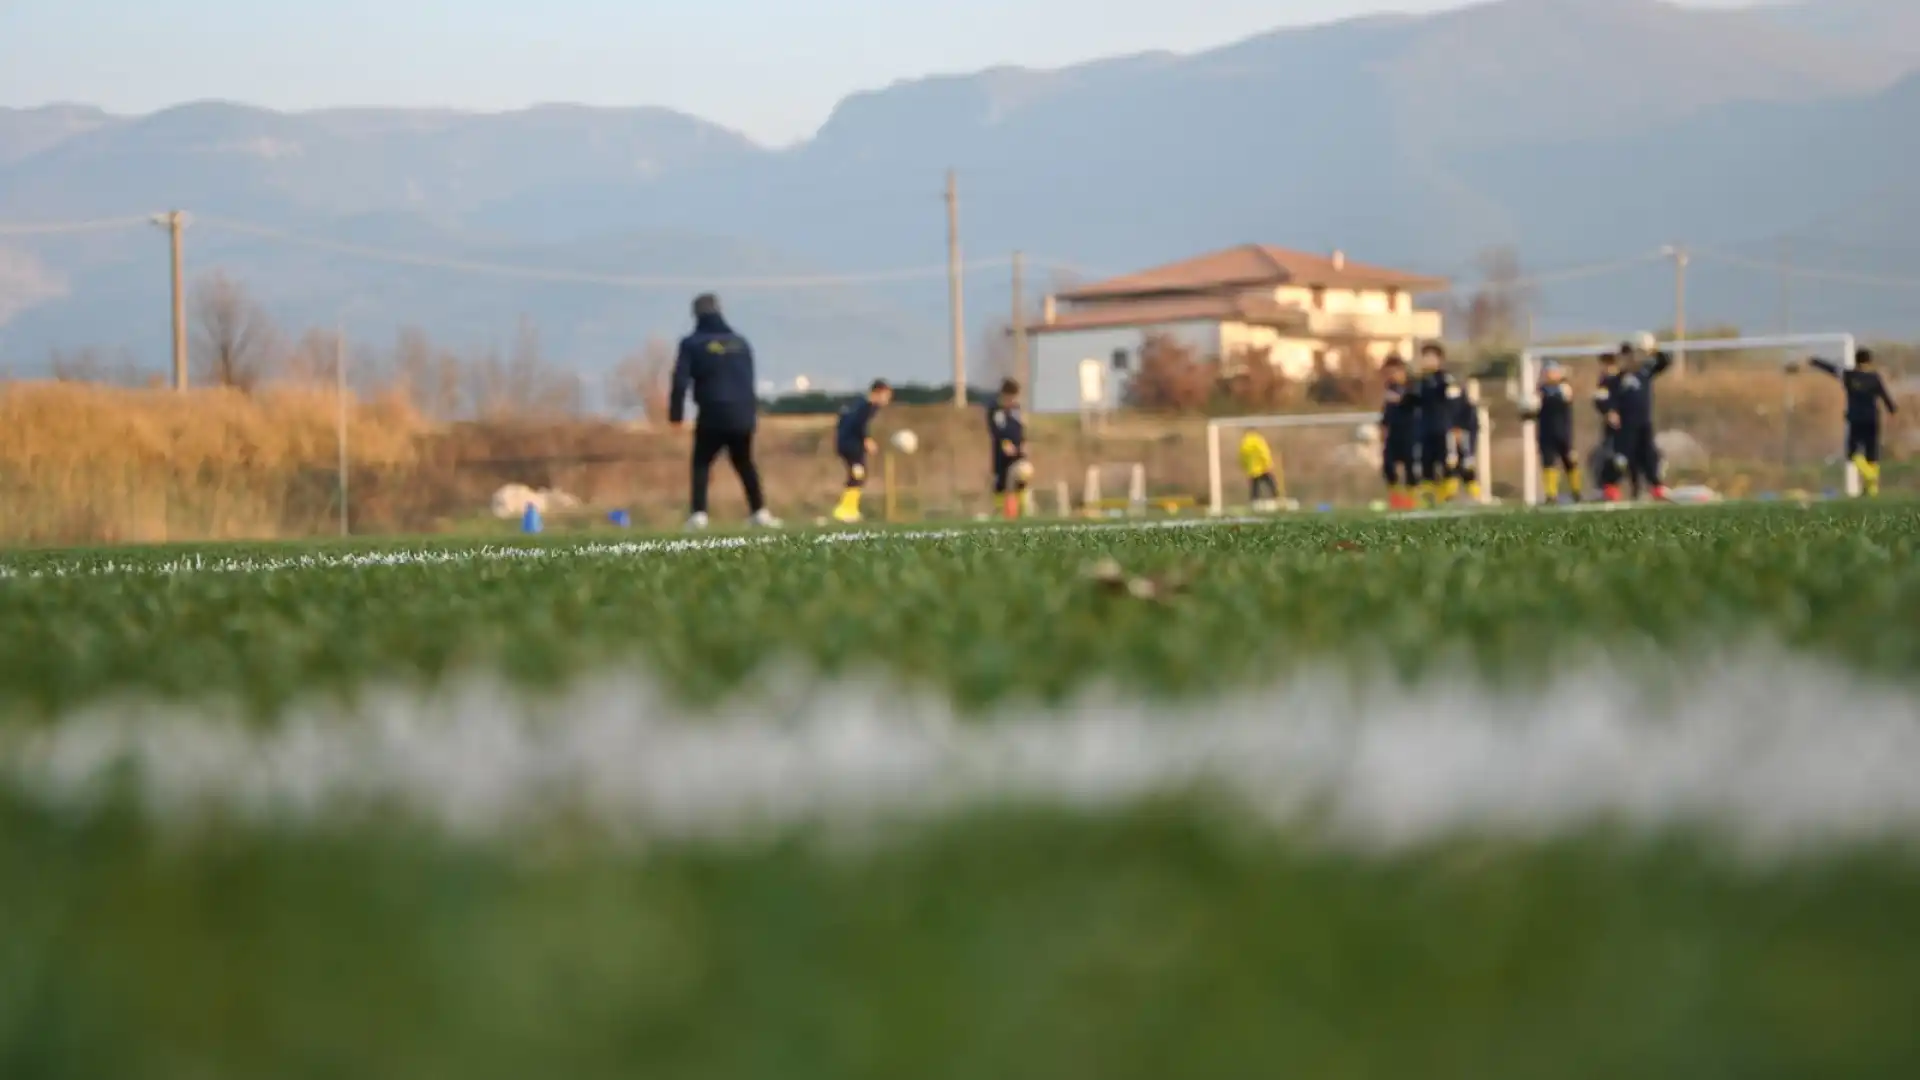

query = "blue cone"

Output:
[[1317, 503, 1334, 513], [521, 503, 543, 534], [609, 509, 631, 528]]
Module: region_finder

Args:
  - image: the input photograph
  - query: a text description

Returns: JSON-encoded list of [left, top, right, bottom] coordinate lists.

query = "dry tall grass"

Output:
[[0, 382, 420, 545]]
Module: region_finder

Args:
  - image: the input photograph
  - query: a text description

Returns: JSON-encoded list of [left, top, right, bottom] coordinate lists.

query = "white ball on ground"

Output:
[[1011, 459, 1035, 483], [890, 429, 919, 455]]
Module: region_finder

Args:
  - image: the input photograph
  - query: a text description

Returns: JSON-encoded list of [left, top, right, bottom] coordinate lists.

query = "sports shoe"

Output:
[[749, 508, 783, 528], [685, 512, 710, 530]]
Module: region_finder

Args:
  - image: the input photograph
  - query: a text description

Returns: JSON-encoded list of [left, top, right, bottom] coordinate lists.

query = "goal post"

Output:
[[1516, 332, 1859, 506], [1205, 410, 1496, 516]]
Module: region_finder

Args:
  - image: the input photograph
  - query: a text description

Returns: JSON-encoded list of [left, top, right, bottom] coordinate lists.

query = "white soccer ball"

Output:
[[1354, 423, 1378, 444], [1011, 459, 1035, 484], [890, 429, 918, 455], [1634, 331, 1657, 353]]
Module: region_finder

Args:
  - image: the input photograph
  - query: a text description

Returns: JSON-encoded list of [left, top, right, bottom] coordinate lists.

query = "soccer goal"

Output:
[[1516, 333, 1861, 507], [1205, 410, 1497, 516]]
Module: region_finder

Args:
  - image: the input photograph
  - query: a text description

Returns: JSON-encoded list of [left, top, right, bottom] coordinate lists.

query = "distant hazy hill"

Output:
[[4, 0, 1919, 390]]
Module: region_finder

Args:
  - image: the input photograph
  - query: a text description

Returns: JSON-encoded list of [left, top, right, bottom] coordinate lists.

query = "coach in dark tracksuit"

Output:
[[1605, 343, 1673, 500], [1809, 349, 1898, 497], [669, 293, 776, 528]]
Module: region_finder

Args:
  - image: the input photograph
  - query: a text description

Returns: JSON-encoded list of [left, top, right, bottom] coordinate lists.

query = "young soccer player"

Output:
[[987, 378, 1029, 518], [832, 379, 892, 523], [1607, 336, 1672, 501], [1451, 380, 1483, 503], [1591, 351, 1626, 501], [1807, 348, 1898, 497], [1240, 430, 1279, 511], [1411, 343, 1466, 505], [1521, 360, 1582, 502], [1379, 357, 1420, 509]]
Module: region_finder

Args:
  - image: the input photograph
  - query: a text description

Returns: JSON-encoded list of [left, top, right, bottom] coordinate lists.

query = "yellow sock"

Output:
[[835, 488, 862, 517], [1440, 478, 1461, 502], [1568, 466, 1583, 494], [1543, 467, 1562, 500], [1858, 458, 1881, 497], [1466, 481, 1482, 501]]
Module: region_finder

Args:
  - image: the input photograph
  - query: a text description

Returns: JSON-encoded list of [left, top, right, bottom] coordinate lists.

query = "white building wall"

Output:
[[1030, 322, 1220, 413]]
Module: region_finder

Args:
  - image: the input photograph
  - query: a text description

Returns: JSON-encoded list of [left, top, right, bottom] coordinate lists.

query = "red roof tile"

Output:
[[1058, 244, 1448, 301]]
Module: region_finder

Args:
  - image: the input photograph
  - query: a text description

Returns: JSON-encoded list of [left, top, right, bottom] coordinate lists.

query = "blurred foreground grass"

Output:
[[1, 502, 1917, 717], [5, 795, 1919, 1080]]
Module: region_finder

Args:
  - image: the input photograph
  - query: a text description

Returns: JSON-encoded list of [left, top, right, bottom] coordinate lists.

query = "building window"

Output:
[[1311, 287, 1325, 310]]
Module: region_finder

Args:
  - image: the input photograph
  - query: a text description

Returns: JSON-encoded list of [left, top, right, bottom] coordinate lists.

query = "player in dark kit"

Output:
[[1606, 338, 1673, 501], [831, 379, 893, 523], [987, 379, 1029, 519], [1806, 349, 1898, 497], [1379, 357, 1420, 510], [1451, 382, 1483, 503], [1590, 352, 1627, 501], [1521, 360, 1582, 502], [670, 293, 780, 529], [1410, 343, 1467, 506]]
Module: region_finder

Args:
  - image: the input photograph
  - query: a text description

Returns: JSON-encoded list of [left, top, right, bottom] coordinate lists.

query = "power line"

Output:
[[1690, 247, 1920, 291], [194, 215, 1013, 289], [0, 215, 153, 236]]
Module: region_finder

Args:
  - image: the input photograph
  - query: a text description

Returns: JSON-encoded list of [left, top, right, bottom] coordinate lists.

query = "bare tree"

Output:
[[1450, 246, 1534, 350], [1125, 332, 1215, 412], [282, 327, 345, 387], [49, 347, 149, 387], [467, 316, 582, 419], [387, 326, 466, 420], [607, 337, 676, 422], [190, 271, 281, 391]]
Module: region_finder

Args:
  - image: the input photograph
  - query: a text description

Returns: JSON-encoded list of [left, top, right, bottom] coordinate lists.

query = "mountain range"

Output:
[[3, 0, 1918, 396]]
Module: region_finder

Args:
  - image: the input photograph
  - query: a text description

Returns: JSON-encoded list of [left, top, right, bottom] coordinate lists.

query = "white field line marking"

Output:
[[8, 648, 1920, 857], [0, 501, 1731, 581]]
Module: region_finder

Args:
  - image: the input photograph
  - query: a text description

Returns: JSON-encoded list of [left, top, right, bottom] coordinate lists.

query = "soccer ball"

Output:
[[1353, 423, 1379, 443], [1633, 331, 1657, 353], [890, 429, 919, 455], [1011, 459, 1035, 484]]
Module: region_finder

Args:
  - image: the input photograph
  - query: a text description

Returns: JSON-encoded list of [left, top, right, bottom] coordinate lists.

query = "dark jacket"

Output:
[[987, 402, 1025, 461], [1609, 352, 1672, 429], [1411, 371, 1464, 436], [1810, 358, 1897, 425], [1526, 382, 1575, 442], [836, 398, 879, 459], [669, 313, 758, 431]]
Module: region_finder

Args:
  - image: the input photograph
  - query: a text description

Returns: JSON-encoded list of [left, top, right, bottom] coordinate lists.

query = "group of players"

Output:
[[1375, 343, 1485, 510], [829, 376, 1030, 523]]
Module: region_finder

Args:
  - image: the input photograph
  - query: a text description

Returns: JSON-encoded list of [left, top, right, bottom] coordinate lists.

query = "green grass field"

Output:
[[4, 503, 1920, 1078]]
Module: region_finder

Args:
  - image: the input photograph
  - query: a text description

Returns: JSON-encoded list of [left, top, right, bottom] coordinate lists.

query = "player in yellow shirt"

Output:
[[1240, 430, 1280, 512]]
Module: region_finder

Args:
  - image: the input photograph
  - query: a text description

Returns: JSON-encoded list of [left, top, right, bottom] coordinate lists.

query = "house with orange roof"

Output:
[[1028, 243, 1448, 411]]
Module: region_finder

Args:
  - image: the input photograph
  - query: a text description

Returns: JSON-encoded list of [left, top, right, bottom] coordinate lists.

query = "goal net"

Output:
[[1205, 410, 1496, 516], [1516, 333, 1863, 506]]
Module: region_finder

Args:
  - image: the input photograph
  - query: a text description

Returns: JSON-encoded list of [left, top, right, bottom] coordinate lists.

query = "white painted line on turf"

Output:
[[8, 646, 1920, 857]]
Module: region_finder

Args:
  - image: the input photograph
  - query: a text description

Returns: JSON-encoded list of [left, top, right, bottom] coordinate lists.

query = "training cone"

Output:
[[608, 509, 631, 528], [521, 503, 542, 534]]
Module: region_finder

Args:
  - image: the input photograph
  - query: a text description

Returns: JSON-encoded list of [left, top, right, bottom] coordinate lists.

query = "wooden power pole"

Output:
[[1011, 251, 1029, 403], [165, 210, 188, 390], [945, 169, 966, 406]]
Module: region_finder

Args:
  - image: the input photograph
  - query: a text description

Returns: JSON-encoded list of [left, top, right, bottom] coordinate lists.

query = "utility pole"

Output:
[[336, 320, 349, 538], [1011, 250, 1028, 404], [1778, 237, 1792, 334], [1666, 244, 1689, 375], [945, 169, 966, 407], [152, 211, 189, 390]]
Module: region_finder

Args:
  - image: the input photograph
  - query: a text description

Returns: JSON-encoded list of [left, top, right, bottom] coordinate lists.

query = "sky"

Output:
[[3, 0, 1765, 146]]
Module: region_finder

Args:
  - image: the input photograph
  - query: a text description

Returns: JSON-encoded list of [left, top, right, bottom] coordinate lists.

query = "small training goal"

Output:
[[1516, 332, 1862, 506]]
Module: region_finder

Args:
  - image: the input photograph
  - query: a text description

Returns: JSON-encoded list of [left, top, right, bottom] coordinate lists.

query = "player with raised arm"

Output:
[[1805, 348, 1898, 497], [1411, 343, 1466, 506], [1605, 334, 1672, 501], [1379, 356, 1420, 510], [1522, 360, 1582, 503], [831, 379, 892, 523], [987, 378, 1030, 519]]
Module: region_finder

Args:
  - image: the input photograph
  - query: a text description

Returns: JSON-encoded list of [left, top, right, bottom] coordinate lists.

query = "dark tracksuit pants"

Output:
[[1619, 424, 1661, 494], [690, 425, 766, 515], [1847, 420, 1881, 464], [1383, 428, 1417, 487], [1419, 430, 1450, 484]]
